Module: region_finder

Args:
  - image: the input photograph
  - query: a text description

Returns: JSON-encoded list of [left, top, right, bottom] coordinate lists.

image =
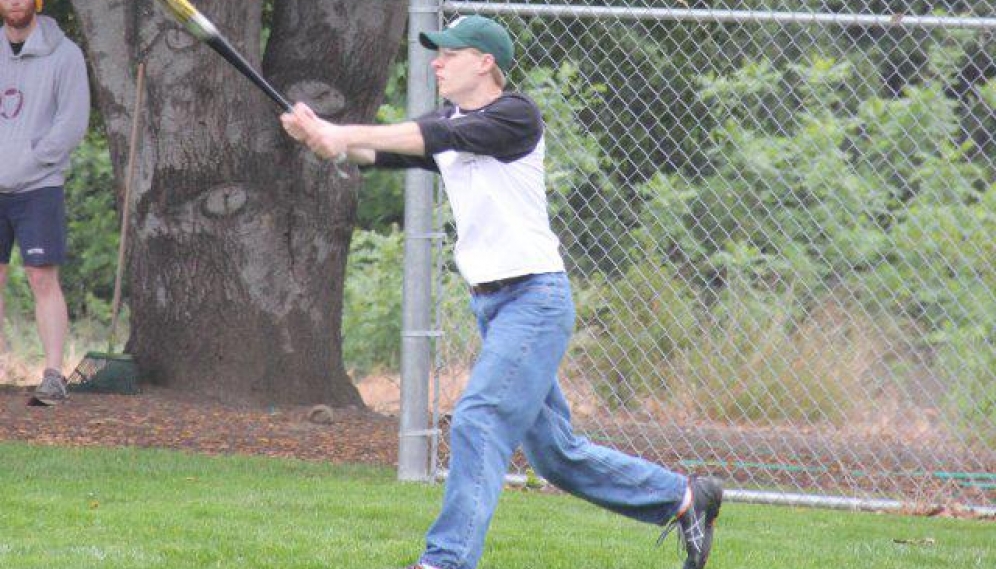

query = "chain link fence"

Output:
[[425, 1, 996, 512]]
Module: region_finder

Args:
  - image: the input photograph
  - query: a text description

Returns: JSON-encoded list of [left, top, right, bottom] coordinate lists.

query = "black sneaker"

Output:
[[660, 475, 723, 569]]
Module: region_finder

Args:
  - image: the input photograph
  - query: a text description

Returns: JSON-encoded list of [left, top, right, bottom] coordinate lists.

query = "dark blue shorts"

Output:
[[0, 186, 67, 266]]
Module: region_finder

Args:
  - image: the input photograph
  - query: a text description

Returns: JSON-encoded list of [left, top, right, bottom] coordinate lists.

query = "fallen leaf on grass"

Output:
[[893, 538, 936, 546]]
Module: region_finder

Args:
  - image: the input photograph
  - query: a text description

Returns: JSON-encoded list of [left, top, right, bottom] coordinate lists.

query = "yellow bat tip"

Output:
[[159, 0, 197, 22]]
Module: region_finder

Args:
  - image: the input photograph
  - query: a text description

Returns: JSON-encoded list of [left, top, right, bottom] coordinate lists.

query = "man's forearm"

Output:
[[342, 122, 425, 157], [346, 148, 376, 165]]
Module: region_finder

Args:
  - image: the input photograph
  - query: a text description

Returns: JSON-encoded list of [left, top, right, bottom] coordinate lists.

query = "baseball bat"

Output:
[[156, 0, 292, 112], [156, 0, 349, 174]]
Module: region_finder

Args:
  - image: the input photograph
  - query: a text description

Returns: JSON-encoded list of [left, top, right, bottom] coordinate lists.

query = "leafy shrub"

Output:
[[935, 325, 996, 449], [356, 61, 407, 232], [573, 254, 887, 424], [572, 45, 995, 428], [342, 226, 472, 378], [572, 266, 699, 408], [63, 129, 120, 320], [520, 63, 640, 276], [342, 227, 404, 376]]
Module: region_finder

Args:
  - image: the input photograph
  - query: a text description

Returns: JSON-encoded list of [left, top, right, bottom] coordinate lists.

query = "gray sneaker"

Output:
[[34, 368, 69, 405], [660, 475, 723, 569]]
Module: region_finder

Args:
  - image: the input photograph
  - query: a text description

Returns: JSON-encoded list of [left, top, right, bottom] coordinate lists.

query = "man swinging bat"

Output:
[[280, 15, 723, 569], [151, 2, 726, 567]]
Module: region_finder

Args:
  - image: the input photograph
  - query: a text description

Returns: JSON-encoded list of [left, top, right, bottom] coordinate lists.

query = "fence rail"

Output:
[[445, 1, 996, 29]]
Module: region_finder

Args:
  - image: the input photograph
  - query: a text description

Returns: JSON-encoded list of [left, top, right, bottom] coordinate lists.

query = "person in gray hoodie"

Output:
[[0, 0, 89, 403]]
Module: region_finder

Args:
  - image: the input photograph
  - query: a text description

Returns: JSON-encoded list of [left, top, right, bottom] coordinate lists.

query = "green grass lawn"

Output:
[[0, 442, 992, 568]]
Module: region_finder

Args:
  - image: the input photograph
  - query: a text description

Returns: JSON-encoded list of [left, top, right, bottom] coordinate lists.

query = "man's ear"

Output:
[[479, 53, 498, 74]]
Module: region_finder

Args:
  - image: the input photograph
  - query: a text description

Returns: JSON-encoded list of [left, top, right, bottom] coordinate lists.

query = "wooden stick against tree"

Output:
[[108, 62, 145, 353]]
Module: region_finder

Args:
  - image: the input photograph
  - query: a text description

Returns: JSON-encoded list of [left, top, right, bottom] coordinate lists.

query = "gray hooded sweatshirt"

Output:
[[0, 15, 90, 194]]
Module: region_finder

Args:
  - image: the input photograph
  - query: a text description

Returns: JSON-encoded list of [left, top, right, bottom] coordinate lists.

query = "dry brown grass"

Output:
[[0, 353, 43, 385], [1, 315, 107, 386]]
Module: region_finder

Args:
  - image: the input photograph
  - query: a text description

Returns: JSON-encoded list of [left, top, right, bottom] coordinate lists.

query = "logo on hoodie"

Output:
[[1, 88, 24, 119]]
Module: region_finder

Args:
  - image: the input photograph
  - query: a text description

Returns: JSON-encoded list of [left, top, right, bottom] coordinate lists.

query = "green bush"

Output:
[[874, 183, 996, 445], [935, 325, 996, 449], [572, 45, 995, 428], [521, 62, 637, 276], [342, 227, 404, 376], [63, 129, 120, 320], [572, 267, 699, 408], [342, 226, 471, 378], [355, 61, 407, 232], [573, 255, 886, 424]]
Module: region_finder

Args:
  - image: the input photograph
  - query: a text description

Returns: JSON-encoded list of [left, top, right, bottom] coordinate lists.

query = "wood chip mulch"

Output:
[[0, 385, 399, 466]]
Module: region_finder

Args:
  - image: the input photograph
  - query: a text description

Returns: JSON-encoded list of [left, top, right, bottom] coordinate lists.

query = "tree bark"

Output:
[[69, 0, 407, 406]]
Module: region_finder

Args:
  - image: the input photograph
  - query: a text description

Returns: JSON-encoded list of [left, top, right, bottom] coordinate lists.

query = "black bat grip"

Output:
[[206, 35, 293, 113]]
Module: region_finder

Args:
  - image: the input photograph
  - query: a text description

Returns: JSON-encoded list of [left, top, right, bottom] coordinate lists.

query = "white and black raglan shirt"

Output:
[[374, 93, 565, 285]]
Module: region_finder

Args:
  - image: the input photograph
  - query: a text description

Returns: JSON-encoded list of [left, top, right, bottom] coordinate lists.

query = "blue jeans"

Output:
[[421, 272, 688, 569]]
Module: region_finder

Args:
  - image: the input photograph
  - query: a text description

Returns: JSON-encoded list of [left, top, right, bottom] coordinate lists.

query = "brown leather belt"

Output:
[[469, 274, 532, 295]]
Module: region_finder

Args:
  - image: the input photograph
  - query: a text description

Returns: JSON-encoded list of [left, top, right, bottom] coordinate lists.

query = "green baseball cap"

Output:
[[419, 15, 514, 73]]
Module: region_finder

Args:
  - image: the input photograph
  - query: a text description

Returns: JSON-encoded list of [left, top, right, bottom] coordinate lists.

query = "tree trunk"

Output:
[[70, 0, 407, 406]]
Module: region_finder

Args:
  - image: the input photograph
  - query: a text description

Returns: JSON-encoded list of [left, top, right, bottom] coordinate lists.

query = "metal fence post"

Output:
[[398, 0, 440, 482]]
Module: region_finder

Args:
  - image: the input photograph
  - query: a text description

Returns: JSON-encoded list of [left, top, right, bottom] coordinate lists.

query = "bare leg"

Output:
[[0, 264, 7, 354], [25, 265, 67, 372]]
